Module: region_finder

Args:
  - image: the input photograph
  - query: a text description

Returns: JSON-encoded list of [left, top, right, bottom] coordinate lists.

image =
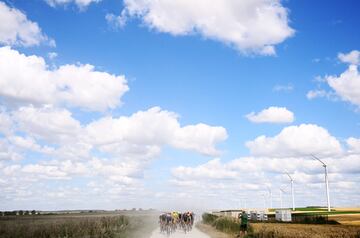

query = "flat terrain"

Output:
[[251, 223, 360, 238], [330, 214, 360, 225]]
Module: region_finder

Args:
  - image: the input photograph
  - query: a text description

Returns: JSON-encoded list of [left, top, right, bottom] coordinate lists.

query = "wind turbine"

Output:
[[262, 193, 266, 210], [266, 186, 273, 209], [311, 155, 331, 212], [279, 188, 286, 209], [285, 171, 295, 211]]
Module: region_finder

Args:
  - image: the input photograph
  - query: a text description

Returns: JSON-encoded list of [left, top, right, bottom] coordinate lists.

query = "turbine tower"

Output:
[[312, 154, 331, 212], [279, 188, 285, 209], [285, 171, 295, 211], [267, 186, 273, 209]]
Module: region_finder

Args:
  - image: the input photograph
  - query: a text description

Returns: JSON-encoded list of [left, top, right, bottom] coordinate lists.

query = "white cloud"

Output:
[[8, 135, 54, 154], [338, 50, 360, 65], [347, 137, 360, 153], [169, 153, 360, 209], [308, 50, 360, 107], [106, 13, 127, 29], [273, 84, 294, 92], [0, 2, 53, 47], [116, 0, 294, 55], [245, 124, 343, 157], [0, 47, 129, 111], [172, 124, 228, 156], [173, 159, 237, 180], [246, 106, 294, 124], [326, 65, 360, 107], [0, 110, 12, 135], [13, 105, 82, 144], [48, 52, 58, 59], [45, 0, 101, 9], [306, 89, 331, 99], [86, 107, 227, 157], [0, 139, 23, 161]]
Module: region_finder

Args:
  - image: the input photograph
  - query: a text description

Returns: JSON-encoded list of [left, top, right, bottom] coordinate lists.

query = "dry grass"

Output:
[[334, 208, 360, 212], [0, 213, 157, 238], [250, 223, 360, 238], [330, 214, 360, 226]]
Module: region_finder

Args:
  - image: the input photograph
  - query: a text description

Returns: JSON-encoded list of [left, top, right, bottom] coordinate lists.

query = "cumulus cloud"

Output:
[[245, 124, 343, 157], [48, 52, 58, 59], [0, 110, 12, 135], [306, 89, 333, 100], [246, 106, 294, 124], [0, 2, 54, 47], [86, 107, 227, 157], [338, 50, 360, 65], [114, 0, 294, 55], [326, 65, 360, 107], [0, 139, 23, 161], [0, 47, 129, 111], [308, 50, 360, 107], [45, 0, 101, 9], [170, 153, 360, 209], [347, 137, 360, 153], [13, 105, 82, 144], [173, 159, 237, 180]]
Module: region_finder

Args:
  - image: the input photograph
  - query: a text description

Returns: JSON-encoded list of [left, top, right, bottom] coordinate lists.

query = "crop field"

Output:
[[330, 214, 360, 226], [250, 223, 360, 238], [0, 212, 158, 238], [202, 211, 360, 238]]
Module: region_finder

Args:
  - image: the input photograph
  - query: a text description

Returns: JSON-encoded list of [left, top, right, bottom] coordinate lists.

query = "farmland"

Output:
[[201, 209, 360, 238], [0, 211, 158, 238], [250, 223, 360, 238]]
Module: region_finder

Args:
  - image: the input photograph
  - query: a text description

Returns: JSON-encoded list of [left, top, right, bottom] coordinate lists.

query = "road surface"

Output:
[[150, 227, 210, 238]]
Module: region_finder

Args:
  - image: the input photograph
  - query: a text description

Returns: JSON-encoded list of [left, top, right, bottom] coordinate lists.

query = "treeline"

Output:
[[1, 210, 37, 216]]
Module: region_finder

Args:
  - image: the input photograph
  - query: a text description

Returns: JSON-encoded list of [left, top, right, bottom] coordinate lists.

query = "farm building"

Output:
[[275, 209, 292, 222], [218, 209, 244, 218], [250, 211, 268, 221]]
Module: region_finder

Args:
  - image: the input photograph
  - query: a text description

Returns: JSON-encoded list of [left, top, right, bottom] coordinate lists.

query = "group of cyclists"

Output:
[[159, 211, 195, 235]]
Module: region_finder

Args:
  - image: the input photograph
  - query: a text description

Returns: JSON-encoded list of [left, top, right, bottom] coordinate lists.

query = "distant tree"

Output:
[[18, 210, 24, 215], [31, 210, 36, 215], [24, 211, 30, 215]]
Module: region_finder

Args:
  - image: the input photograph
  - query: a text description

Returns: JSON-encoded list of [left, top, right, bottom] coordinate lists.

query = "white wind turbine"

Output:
[[285, 171, 295, 211], [311, 154, 331, 212], [279, 188, 286, 209], [266, 185, 273, 209]]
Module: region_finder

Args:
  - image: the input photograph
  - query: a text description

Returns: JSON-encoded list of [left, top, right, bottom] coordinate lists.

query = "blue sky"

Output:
[[0, 0, 359, 211]]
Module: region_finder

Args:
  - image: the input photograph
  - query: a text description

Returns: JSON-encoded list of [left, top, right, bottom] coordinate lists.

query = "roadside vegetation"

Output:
[[202, 213, 360, 238], [0, 212, 157, 238]]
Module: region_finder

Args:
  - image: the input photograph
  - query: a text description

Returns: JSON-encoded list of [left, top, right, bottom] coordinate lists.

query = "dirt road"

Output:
[[150, 227, 210, 238]]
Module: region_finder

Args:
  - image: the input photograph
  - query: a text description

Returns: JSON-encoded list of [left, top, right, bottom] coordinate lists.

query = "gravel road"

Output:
[[150, 227, 210, 238]]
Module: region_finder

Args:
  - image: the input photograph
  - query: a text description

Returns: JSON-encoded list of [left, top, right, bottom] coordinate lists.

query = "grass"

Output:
[[250, 223, 360, 238], [203, 213, 241, 234], [202, 212, 360, 238], [0, 213, 157, 238]]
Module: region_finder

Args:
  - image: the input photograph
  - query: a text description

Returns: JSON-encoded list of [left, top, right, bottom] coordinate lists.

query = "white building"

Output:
[[275, 209, 292, 222]]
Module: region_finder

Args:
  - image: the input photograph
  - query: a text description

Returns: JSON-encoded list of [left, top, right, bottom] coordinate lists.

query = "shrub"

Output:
[[202, 213, 218, 225], [213, 216, 240, 234]]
